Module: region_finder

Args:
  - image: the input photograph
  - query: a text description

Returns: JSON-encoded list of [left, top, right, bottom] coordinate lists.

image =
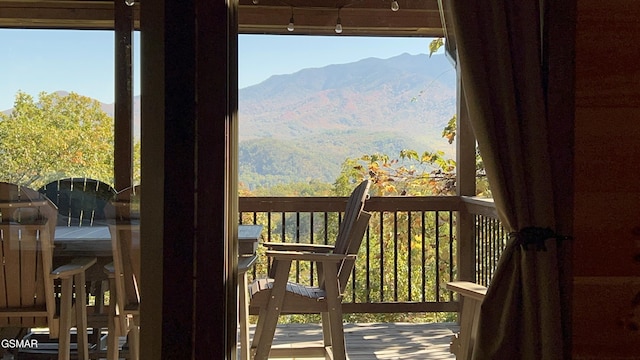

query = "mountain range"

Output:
[[238, 53, 457, 188], [2, 53, 457, 189]]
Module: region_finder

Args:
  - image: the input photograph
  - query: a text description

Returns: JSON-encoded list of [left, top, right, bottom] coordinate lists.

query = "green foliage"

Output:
[[429, 38, 445, 58], [246, 180, 333, 197], [0, 91, 140, 189], [442, 114, 456, 144], [238, 131, 423, 189], [335, 148, 456, 196]]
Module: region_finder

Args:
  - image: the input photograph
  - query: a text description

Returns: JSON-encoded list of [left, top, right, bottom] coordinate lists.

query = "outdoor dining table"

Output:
[[52, 224, 263, 359], [54, 226, 113, 257]]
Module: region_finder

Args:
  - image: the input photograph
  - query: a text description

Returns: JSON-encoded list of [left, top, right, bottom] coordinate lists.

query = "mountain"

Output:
[[238, 53, 457, 188], [1, 53, 457, 189], [240, 53, 455, 140]]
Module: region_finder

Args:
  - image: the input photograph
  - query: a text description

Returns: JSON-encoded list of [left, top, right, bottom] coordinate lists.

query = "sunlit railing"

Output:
[[239, 195, 506, 319], [461, 197, 508, 287], [240, 196, 463, 317]]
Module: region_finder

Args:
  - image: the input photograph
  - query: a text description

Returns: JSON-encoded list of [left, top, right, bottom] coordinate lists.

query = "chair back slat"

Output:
[[333, 180, 370, 255], [331, 180, 371, 293], [18, 226, 39, 327], [2, 226, 26, 326], [337, 211, 371, 293], [39, 177, 116, 227]]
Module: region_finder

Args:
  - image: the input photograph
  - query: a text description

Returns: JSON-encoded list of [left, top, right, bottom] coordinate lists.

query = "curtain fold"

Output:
[[448, 1, 571, 359]]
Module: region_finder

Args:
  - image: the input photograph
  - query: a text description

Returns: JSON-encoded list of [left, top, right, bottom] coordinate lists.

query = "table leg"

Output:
[[239, 271, 250, 360]]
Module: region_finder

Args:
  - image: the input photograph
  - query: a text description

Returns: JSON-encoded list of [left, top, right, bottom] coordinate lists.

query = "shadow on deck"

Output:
[[245, 322, 458, 360]]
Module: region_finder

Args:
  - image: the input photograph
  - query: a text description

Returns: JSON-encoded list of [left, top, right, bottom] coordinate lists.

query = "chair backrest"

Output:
[[107, 186, 141, 313], [0, 182, 58, 328], [332, 180, 371, 293], [39, 177, 117, 227]]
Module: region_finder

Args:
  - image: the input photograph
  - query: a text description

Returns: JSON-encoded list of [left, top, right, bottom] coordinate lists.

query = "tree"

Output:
[[333, 38, 491, 198], [0, 91, 135, 189], [334, 150, 456, 196]]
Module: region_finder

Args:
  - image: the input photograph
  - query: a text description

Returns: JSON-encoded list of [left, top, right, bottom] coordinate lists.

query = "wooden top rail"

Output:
[[446, 281, 487, 301], [240, 196, 464, 213], [460, 196, 498, 219]]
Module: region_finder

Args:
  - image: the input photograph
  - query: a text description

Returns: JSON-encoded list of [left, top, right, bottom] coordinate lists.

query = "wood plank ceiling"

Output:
[[0, 0, 444, 37]]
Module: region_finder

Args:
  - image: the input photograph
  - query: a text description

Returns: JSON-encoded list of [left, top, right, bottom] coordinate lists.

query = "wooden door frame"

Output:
[[140, 0, 239, 358]]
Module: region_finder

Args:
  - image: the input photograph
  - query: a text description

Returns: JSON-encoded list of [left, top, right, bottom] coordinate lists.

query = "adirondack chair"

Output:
[[249, 180, 372, 360], [39, 178, 117, 349], [445, 281, 488, 359], [103, 185, 140, 360], [38, 178, 117, 227], [0, 182, 96, 360]]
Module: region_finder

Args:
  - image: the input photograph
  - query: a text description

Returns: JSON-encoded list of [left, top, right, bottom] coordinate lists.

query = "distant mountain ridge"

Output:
[[239, 53, 456, 141], [238, 53, 457, 188], [2, 53, 457, 189]]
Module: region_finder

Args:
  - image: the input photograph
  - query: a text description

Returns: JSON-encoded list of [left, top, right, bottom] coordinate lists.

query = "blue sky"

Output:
[[1, 29, 437, 110]]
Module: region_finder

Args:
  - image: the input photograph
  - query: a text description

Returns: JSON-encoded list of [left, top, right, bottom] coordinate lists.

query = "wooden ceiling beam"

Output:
[[238, 4, 443, 37], [0, 0, 443, 37], [0, 1, 140, 30]]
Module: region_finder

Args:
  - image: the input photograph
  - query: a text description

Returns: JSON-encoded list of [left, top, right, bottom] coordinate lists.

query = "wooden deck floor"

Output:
[[245, 322, 458, 360], [4, 322, 457, 359]]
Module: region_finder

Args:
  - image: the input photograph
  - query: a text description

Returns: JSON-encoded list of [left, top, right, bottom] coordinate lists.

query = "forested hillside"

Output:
[[1, 53, 457, 192], [238, 53, 457, 188]]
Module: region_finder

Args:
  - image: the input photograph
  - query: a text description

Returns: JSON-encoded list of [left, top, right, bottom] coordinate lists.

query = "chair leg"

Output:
[[74, 272, 90, 360], [252, 304, 281, 360], [58, 278, 73, 360], [327, 308, 346, 360], [322, 265, 346, 360], [90, 279, 109, 348], [251, 307, 267, 350], [321, 312, 332, 348], [128, 320, 140, 360], [107, 278, 120, 360], [253, 261, 292, 360]]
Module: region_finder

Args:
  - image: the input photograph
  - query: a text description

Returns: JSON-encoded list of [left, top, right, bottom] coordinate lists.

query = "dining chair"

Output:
[[104, 185, 140, 360], [249, 179, 371, 360], [38, 177, 117, 227], [0, 182, 96, 360], [39, 178, 118, 349]]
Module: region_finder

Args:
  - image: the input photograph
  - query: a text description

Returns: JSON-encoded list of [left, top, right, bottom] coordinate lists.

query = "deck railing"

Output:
[[461, 197, 508, 287], [240, 196, 505, 316]]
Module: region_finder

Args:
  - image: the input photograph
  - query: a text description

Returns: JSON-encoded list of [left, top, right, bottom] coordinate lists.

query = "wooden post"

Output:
[[140, 0, 238, 357], [114, 0, 133, 191], [139, 0, 164, 357], [455, 67, 476, 283], [193, 0, 239, 358]]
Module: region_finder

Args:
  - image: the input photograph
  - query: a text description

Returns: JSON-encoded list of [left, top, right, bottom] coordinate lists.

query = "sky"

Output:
[[1, 29, 438, 110]]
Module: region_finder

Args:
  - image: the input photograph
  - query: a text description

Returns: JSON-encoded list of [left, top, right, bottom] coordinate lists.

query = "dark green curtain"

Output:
[[447, 1, 573, 358]]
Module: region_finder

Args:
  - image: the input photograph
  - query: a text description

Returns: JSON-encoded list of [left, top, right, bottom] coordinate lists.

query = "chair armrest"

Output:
[[51, 257, 97, 279], [266, 250, 354, 263], [262, 242, 334, 253], [445, 281, 487, 301]]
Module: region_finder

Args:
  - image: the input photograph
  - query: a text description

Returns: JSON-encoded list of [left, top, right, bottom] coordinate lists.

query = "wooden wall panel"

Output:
[[573, 0, 640, 356], [575, 0, 640, 108], [573, 277, 640, 356]]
